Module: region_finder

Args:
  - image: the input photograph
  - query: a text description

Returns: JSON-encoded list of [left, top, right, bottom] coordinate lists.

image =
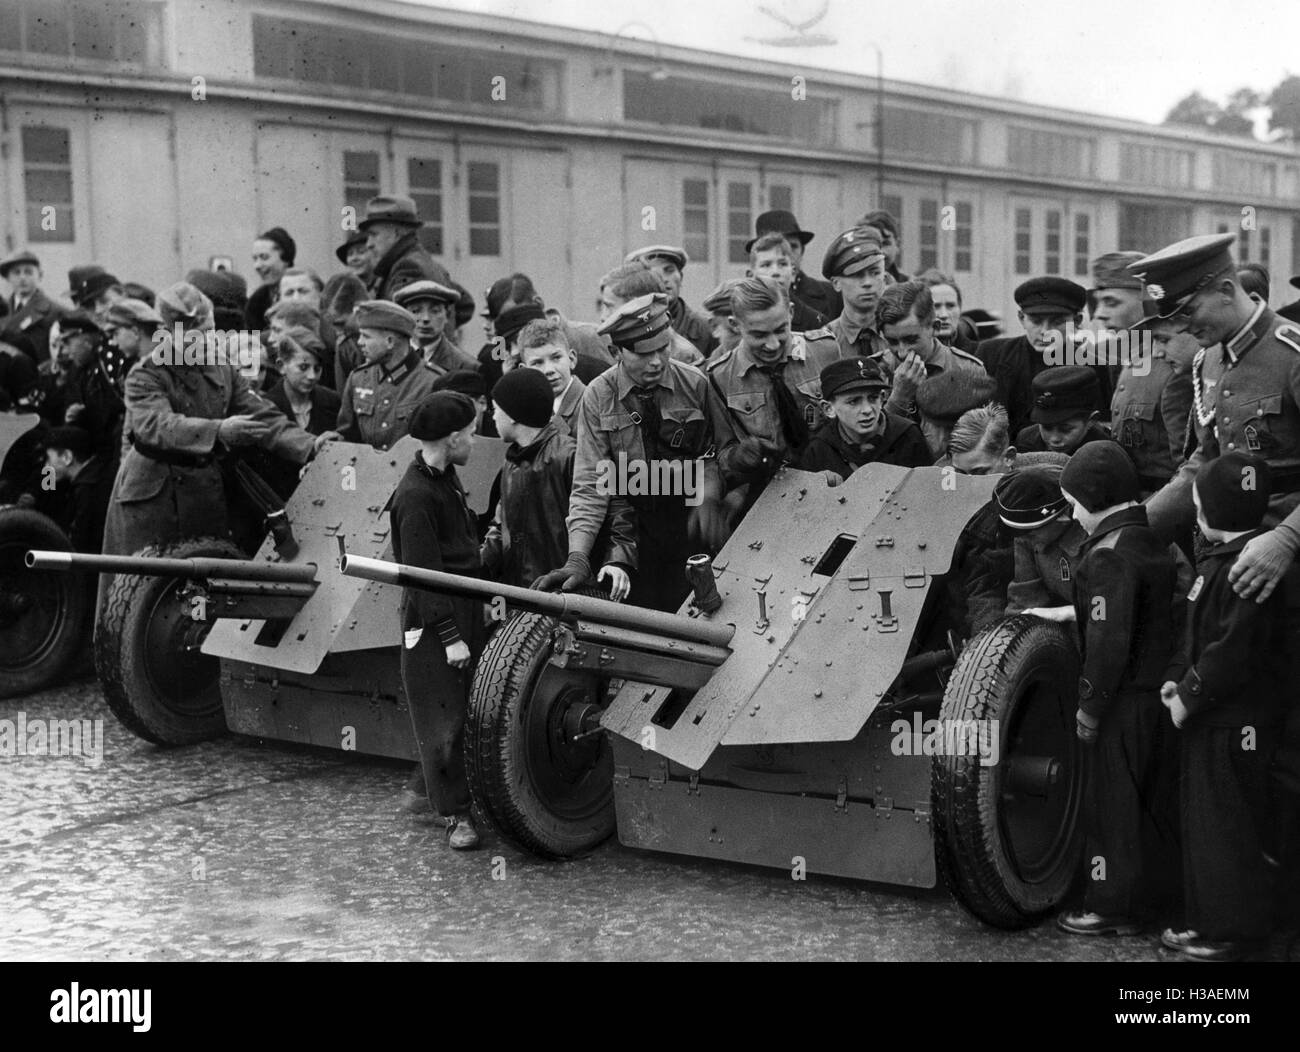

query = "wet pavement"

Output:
[[2, 676, 1296, 962]]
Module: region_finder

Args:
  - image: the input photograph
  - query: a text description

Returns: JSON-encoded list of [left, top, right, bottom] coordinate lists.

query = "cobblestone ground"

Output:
[[2, 677, 1295, 962]]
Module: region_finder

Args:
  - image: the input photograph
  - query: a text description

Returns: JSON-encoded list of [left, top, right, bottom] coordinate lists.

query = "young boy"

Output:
[[1159, 453, 1288, 961], [389, 390, 486, 850], [516, 317, 585, 434], [798, 356, 930, 479], [994, 463, 1084, 618], [42, 425, 113, 554], [1056, 441, 1180, 937], [1014, 366, 1110, 455], [480, 367, 631, 598], [748, 232, 827, 332]]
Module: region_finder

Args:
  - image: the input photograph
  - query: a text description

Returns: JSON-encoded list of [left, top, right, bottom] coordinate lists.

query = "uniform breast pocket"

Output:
[[395, 398, 421, 427], [597, 412, 641, 457], [726, 391, 768, 435], [1240, 394, 1284, 454], [353, 391, 376, 417], [1117, 401, 1155, 448], [660, 407, 707, 456]]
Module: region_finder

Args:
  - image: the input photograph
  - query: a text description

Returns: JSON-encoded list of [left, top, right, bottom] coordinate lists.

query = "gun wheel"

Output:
[[95, 536, 242, 745], [466, 608, 615, 859], [932, 615, 1084, 929], [0, 508, 91, 698]]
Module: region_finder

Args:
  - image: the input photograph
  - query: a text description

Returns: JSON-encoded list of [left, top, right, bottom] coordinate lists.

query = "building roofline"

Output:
[[291, 0, 1300, 157]]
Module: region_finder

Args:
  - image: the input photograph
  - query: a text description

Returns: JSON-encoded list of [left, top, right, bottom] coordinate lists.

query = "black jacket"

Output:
[[791, 270, 841, 321], [798, 412, 931, 477], [1013, 420, 1111, 455], [63, 453, 114, 554], [390, 453, 482, 647], [977, 334, 1114, 438], [1071, 505, 1179, 720], [371, 231, 454, 303], [266, 379, 341, 436], [1169, 529, 1290, 727]]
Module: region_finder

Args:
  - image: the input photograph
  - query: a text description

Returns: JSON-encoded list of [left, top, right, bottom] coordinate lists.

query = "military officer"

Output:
[[706, 276, 842, 488], [746, 210, 842, 321], [101, 282, 322, 561], [393, 280, 479, 377], [534, 293, 737, 613], [336, 301, 441, 451], [623, 245, 714, 357], [802, 226, 890, 364]]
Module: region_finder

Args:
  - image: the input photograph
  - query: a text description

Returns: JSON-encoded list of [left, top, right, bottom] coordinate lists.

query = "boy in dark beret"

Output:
[[798, 356, 929, 480], [1160, 453, 1289, 960], [1057, 441, 1181, 937], [389, 390, 486, 848]]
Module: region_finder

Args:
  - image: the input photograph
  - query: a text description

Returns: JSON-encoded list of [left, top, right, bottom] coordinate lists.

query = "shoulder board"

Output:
[[950, 346, 984, 366], [704, 349, 735, 372], [1276, 323, 1300, 354], [802, 327, 833, 340], [788, 332, 808, 362]]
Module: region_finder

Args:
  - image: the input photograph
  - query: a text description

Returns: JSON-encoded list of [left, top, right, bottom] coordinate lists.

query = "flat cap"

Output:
[[1014, 277, 1087, 316], [1030, 366, 1099, 424], [410, 391, 476, 441], [394, 280, 460, 308], [57, 310, 101, 337], [0, 250, 41, 278], [596, 292, 672, 354], [915, 368, 997, 424], [1195, 452, 1271, 532], [73, 271, 122, 307], [104, 298, 163, 329], [820, 356, 889, 398], [821, 226, 885, 280], [702, 279, 745, 316], [994, 464, 1069, 530], [358, 195, 422, 230], [354, 299, 416, 337], [1090, 252, 1147, 293], [624, 245, 688, 270], [1059, 440, 1139, 513], [1126, 233, 1237, 318], [495, 303, 546, 343]]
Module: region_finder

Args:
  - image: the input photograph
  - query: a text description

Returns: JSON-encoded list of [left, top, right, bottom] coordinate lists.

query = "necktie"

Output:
[[759, 362, 810, 452], [633, 387, 663, 458]]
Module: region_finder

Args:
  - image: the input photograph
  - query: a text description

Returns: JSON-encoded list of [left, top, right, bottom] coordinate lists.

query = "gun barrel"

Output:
[[339, 553, 735, 648], [26, 550, 318, 585]]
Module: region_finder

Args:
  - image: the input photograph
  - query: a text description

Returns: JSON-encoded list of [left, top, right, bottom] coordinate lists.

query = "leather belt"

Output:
[[130, 437, 215, 468]]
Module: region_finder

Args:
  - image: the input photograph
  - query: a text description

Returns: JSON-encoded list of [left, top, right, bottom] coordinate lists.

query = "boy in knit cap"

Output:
[[1057, 440, 1181, 937], [1160, 453, 1289, 960], [389, 390, 486, 849], [480, 368, 633, 598]]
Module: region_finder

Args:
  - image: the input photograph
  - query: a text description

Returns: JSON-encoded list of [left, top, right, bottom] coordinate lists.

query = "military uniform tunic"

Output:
[[1110, 335, 1196, 493], [337, 348, 441, 451], [801, 315, 887, 363]]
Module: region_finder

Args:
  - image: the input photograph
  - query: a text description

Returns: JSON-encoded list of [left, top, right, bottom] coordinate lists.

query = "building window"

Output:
[[1073, 213, 1090, 277], [253, 15, 560, 113], [727, 182, 752, 264], [468, 161, 501, 257], [343, 151, 380, 218], [0, 0, 164, 66], [1119, 203, 1192, 253], [954, 201, 973, 273], [683, 179, 710, 264], [881, 106, 979, 165], [918, 198, 939, 271], [623, 71, 837, 146], [1045, 210, 1062, 274], [1007, 127, 1096, 179], [881, 194, 902, 231], [22, 125, 74, 243], [1240, 226, 1251, 263], [1119, 143, 1194, 188], [408, 157, 444, 257], [1014, 207, 1032, 275], [769, 184, 793, 213], [1212, 153, 1277, 198], [1259, 226, 1271, 270]]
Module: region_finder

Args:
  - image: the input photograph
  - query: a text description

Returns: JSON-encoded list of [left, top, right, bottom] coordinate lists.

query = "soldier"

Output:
[[101, 282, 323, 561], [876, 280, 990, 458], [978, 277, 1113, 438], [534, 293, 736, 613], [706, 277, 841, 497], [1014, 367, 1111, 456], [802, 226, 889, 363], [623, 245, 714, 357], [598, 263, 703, 366], [389, 391, 485, 849], [335, 301, 441, 452], [1, 249, 65, 367], [393, 280, 478, 377], [746, 210, 841, 320]]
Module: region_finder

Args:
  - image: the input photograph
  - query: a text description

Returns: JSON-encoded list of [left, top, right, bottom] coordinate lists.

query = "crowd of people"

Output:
[[3, 193, 1299, 957]]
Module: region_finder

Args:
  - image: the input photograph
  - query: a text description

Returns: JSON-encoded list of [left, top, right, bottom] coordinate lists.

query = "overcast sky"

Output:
[[411, 0, 1298, 127]]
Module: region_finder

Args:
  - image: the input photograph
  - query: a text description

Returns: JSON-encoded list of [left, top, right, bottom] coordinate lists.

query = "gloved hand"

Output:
[[531, 551, 592, 592], [688, 497, 731, 551], [1160, 681, 1188, 729], [1076, 708, 1100, 745], [1228, 528, 1297, 603], [730, 436, 779, 475]]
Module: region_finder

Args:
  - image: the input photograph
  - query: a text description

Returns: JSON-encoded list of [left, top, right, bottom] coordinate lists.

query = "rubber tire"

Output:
[[95, 536, 242, 746], [0, 507, 91, 698], [932, 615, 1083, 929], [465, 607, 615, 859]]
